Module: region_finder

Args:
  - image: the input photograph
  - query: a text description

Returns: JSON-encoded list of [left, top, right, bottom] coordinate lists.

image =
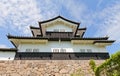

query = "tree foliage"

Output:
[[89, 59, 96, 72], [71, 68, 84, 76], [95, 51, 120, 76]]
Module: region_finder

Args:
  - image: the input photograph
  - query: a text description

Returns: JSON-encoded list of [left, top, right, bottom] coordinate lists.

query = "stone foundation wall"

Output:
[[0, 60, 104, 76]]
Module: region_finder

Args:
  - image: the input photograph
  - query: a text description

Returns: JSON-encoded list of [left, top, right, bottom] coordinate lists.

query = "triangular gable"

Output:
[[39, 16, 80, 36]]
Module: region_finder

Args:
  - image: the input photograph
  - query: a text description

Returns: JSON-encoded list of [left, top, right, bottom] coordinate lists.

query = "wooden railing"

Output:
[[45, 31, 73, 38], [14, 52, 109, 60]]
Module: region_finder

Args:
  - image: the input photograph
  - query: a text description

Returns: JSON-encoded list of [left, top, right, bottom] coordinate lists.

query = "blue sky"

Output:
[[0, 0, 120, 54]]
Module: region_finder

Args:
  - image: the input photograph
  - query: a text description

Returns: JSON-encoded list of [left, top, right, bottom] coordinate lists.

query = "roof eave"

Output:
[[93, 40, 115, 44], [71, 37, 109, 40], [30, 26, 40, 29], [75, 27, 87, 37], [0, 48, 17, 52], [78, 27, 87, 30]]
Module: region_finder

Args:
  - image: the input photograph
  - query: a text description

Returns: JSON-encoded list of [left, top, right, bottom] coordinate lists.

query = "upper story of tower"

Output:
[[7, 16, 115, 48]]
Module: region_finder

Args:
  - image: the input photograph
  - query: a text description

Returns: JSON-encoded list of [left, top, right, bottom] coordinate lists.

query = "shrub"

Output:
[[95, 51, 120, 76], [89, 59, 96, 72]]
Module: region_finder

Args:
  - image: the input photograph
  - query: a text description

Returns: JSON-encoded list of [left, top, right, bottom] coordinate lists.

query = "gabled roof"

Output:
[[39, 16, 80, 25], [38, 16, 80, 37]]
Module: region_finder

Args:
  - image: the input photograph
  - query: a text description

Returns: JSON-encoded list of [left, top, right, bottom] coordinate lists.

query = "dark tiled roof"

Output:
[[7, 35, 48, 39], [7, 34, 110, 40], [39, 16, 80, 25], [93, 40, 115, 44], [78, 27, 86, 30], [71, 37, 109, 40], [0, 48, 17, 52]]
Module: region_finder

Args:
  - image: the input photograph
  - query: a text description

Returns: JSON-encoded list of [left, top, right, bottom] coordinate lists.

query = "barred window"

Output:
[[33, 49, 39, 52], [60, 49, 66, 52], [26, 49, 32, 52], [87, 49, 92, 52], [53, 49, 59, 52], [80, 49, 85, 52], [60, 29, 65, 32], [54, 29, 59, 32]]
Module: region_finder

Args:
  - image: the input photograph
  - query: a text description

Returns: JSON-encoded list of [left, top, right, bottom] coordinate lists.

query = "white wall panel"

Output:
[[0, 52, 15, 60], [18, 41, 108, 53], [46, 24, 72, 32]]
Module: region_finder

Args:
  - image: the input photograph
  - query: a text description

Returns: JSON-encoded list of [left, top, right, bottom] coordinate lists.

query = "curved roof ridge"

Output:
[[39, 16, 80, 25]]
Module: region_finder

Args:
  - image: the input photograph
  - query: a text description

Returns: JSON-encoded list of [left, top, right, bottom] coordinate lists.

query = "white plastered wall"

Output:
[[46, 24, 72, 32], [0, 51, 15, 60], [18, 41, 108, 53]]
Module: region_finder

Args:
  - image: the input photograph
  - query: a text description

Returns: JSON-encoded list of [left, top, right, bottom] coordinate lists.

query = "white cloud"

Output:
[[95, 1, 120, 42], [1, 0, 119, 43], [97, 0, 103, 7], [0, 0, 60, 35], [60, 0, 91, 27], [37, 0, 60, 20], [0, 0, 119, 50], [0, 0, 42, 35], [62, 0, 86, 19], [0, 44, 8, 48], [0, 0, 88, 35]]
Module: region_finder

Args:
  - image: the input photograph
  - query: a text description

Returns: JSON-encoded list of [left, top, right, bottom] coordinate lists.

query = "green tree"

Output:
[[95, 51, 120, 76]]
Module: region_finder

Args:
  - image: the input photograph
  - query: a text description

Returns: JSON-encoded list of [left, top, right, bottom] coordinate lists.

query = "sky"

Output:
[[0, 0, 120, 54]]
